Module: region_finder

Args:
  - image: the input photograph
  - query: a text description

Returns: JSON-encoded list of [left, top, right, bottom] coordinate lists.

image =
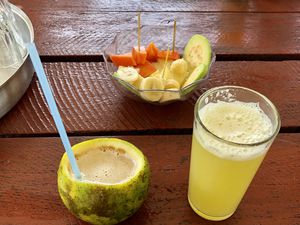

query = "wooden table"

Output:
[[1, 1, 299, 224]]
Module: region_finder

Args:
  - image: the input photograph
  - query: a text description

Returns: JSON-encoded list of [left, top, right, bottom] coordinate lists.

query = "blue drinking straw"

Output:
[[26, 42, 81, 179]]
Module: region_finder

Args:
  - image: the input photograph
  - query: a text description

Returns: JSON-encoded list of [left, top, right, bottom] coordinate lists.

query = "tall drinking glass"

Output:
[[188, 86, 280, 221]]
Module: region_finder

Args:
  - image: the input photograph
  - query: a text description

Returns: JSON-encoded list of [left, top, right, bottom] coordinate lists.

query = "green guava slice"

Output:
[[183, 34, 212, 70], [182, 63, 207, 88]]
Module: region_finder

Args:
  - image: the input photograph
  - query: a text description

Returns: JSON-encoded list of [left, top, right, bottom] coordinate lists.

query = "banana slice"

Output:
[[153, 59, 172, 71], [152, 59, 173, 80], [164, 79, 180, 89], [140, 77, 164, 102], [170, 58, 189, 86], [160, 88, 181, 103], [162, 65, 173, 80], [150, 70, 162, 78], [115, 66, 139, 85], [132, 75, 144, 89], [170, 58, 188, 75]]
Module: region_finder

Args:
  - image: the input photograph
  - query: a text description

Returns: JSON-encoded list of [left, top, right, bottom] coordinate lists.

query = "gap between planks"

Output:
[[40, 54, 300, 63], [0, 126, 299, 138]]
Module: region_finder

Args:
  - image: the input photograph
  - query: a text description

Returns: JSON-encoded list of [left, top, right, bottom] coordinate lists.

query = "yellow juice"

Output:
[[188, 100, 274, 220], [188, 134, 265, 220]]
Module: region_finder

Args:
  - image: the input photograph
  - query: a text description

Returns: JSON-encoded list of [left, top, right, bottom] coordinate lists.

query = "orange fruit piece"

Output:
[[136, 60, 157, 78], [110, 53, 137, 67], [146, 42, 160, 62], [157, 50, 180, 60], [132, 46, 147, 65]]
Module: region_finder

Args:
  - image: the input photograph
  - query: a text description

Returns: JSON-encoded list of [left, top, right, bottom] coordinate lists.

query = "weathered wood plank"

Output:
[[9, 9, 300, 57], [0, 61, 299, 135], [0, 134, 299, 224], [11, 0, 300, 12]]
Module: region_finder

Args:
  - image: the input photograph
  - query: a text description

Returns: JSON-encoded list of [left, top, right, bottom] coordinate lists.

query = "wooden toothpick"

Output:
[[162, 48, 170, 79], [172, 19, 176, 52], [138, 12, 141, 51]]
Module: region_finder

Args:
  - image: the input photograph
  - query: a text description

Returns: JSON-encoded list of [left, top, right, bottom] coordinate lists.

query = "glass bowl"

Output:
[[103, 26, 215, 105]]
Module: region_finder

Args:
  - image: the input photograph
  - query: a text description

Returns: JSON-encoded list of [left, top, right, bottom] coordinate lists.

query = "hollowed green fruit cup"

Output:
[[57, 138, 150, 225]]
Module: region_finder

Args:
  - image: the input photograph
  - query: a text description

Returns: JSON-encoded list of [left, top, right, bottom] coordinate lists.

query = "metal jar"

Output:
[[0, 4, 34, 119]]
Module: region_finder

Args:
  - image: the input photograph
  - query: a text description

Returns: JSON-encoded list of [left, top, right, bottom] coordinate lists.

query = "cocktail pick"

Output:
[[172, 19, 177, 53], [26, 42, 81, 179], [162, 47, 170, 79], [137, 12, 141, 51]]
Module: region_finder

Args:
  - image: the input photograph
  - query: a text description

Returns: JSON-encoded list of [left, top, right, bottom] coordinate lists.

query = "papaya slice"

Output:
[[157, 50, 180, 60], [136, 60, 157, 78], [110, 53, 137, 67], [146, 42, 159, 62], [132, 46, 147, 65]]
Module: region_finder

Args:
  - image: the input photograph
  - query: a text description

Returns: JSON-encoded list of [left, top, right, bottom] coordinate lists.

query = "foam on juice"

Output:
[[195, 100, 273, 160], [77, 147, 136, 184]]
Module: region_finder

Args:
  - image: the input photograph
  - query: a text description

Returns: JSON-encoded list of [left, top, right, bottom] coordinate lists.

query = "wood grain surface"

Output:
[[11, 0, 300, 12], [0, 134, 299, 225], [0, 61, 299, 136], [9, 9, 300, 57], [1, 1, 299, 225]]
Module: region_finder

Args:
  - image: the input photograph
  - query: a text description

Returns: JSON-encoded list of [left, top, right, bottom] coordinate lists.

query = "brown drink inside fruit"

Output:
[[76, 147, 136, 184]]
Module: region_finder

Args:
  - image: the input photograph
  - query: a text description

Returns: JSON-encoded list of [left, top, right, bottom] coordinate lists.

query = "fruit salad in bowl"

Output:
[[104, 26, 215, 104]]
